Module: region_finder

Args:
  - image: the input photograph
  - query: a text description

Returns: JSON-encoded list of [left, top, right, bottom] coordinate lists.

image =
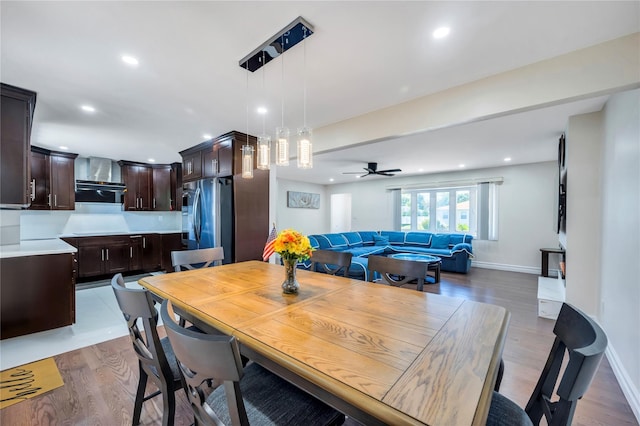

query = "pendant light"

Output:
[[275, 34, 290, 166], [297, 26, 312, 169], [257, 52, 271, 170], [242, 63, 254, 179]]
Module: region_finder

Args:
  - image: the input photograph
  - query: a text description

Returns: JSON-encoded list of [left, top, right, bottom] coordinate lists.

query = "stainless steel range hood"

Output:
[[75, 157, 126, 190]]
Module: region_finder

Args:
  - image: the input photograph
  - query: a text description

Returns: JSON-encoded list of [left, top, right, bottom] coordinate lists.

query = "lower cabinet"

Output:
[[1, 253, 75, 339], [64, 233, 181, 280], [74, 236, 131, 278]]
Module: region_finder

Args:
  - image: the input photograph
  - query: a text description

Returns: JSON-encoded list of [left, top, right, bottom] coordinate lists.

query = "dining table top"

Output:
[[139, 260, 510, 426]]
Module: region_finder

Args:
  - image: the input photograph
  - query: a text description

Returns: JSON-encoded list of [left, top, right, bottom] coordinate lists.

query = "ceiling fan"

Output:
[[343, 162, 402, 177]]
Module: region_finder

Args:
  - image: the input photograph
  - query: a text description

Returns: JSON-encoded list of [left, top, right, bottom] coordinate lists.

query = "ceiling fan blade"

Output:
[[377, 168, 402, 173], [377, 172, 395, 176], [342, 172, 364, 174]]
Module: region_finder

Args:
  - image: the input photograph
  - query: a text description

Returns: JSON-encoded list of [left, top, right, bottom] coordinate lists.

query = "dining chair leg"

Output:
[[132, 365, 148, 425], [161, 382, 176, 426]]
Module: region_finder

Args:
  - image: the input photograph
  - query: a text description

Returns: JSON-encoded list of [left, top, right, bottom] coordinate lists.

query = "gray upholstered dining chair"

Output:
[[111, 273, 187, 426], [171, 247, 224, 272], [487, 302, 607, 426], [310, 249, 353, 277], [159, 299, 345, 426], [367, 255, 428, 290]]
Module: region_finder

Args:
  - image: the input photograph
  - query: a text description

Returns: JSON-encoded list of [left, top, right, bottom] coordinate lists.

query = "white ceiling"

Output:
[[1, 1, 638, 184]]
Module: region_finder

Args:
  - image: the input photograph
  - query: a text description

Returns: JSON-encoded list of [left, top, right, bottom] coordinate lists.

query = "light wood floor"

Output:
[[1, 268, 637, 425]]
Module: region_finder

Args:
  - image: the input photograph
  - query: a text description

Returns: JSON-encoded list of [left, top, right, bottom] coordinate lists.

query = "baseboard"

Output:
[[471, 261, 540, 275], [606, 344, 640, 424]]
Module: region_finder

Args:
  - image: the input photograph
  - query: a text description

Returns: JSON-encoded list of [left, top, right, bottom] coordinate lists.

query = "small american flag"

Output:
[[262, 225, 277, 261]]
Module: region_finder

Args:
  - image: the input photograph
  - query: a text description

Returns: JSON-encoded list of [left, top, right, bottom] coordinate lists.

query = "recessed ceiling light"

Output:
[[257, 107, 267, 115], [504, 157, 512, 162], [433, 27, 450, 39], [329, 178, 334, 182], [458, 164, 465, 168], [203, 134, 212, 140], [122, 55, 139, 66], [59, 146, 69, 150], [81, 105, 95, 113], [148, 158, 155, 163], [356, 175, 361, 179], [418, 168, 424, 172]]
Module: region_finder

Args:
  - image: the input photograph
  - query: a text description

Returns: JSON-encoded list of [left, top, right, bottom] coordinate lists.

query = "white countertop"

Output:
[[0, 239, 78, 259], [58, 230, 181, 238]]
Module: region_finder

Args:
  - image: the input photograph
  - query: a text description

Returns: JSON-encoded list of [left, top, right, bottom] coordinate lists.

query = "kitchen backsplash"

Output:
[[20, 203, 181, 240]]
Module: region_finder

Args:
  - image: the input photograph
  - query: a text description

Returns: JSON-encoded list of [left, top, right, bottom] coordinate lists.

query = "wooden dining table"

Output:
[[139, 260, 510, 426]]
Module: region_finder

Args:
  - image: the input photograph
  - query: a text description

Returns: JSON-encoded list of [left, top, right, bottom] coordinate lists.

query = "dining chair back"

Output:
[[367, 255, 428, 289], [487, 302, 608, 426], [310, 249, 353, 277], [171, 247, 224, 272], [160, 299, 345, 426], [111, 273, 184, 426]]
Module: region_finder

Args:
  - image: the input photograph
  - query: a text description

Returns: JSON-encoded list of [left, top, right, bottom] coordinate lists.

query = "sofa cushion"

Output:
[[344, 246, 386, 257], [405, 232, 432, 246], [373, 235, 389, 246], [342, 232, 364, 248], [312, 234, 349, 249], [357, 231, 380, 245], [380, 231, 405, 245], [449, 233, 473, 245], [430, 234, 450, 249], [307, 235, 320, 249]]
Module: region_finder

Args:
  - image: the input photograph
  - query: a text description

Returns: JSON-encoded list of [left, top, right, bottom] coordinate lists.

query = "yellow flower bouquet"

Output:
[[273, 229, 313, 294], [273, 229, 314, 262]]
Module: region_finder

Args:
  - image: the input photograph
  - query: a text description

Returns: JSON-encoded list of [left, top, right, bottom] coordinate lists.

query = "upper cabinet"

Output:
[[119, 161, 152, 211], [180, 135, 235, 183], [119, 160, 181, 211], [29, 146, 78, 210], [1, 83, 36, 208]]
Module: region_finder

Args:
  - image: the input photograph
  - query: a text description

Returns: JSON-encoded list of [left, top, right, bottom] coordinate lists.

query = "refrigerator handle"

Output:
[[193, 187, 202, 246]]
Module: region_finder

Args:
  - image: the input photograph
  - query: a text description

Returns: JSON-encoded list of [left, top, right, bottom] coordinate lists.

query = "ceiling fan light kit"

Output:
[[343, 162, 402, 178]]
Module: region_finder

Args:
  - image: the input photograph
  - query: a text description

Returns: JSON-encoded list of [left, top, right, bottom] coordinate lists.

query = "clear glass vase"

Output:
[[282, 258, 300, 294]]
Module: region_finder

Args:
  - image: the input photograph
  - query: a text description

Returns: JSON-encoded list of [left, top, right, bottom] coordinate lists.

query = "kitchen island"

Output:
[[1, 239, 77, 339]]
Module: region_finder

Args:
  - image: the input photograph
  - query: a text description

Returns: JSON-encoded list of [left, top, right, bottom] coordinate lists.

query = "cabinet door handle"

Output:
[[143, 237, 146, 249], [153, 198, 156, 209], [31, 179, 36, 201], [54, 194, 57, 207], [101, 249, 104, 261], [47, 194, 51, 207], [130, 247, 133, 258], [106, 249, 109, 261], [140, 197, 143, 209]]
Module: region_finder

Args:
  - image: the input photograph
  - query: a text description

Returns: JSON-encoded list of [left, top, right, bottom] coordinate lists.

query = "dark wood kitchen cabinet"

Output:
[[152, 166, 171, 211], [142, 234, 161, 270], [70, 236, 131, 278], [1, 252, 75, 339], [202, 140, 233, 178], [120, 161, 152, 211], [29, 146, 78, 210], [1, 83, 36, 208]]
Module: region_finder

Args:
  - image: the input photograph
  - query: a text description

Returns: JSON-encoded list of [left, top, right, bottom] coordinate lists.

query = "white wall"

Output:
[[325, 162, 560, 273], [276, 179, 328, 235], [565, 112, 603, 314], [600, 89, 640, 417]]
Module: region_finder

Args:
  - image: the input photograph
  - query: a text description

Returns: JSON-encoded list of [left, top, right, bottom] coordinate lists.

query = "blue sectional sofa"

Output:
[[302, 231, 474, 281]]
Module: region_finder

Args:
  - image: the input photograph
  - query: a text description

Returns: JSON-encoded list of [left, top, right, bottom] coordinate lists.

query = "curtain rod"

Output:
[[386, 176, 504, 191]]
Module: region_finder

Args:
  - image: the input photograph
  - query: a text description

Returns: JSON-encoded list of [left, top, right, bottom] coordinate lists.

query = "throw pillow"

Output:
[[430, 234, 450, 249], [373, 235, 390, 246]]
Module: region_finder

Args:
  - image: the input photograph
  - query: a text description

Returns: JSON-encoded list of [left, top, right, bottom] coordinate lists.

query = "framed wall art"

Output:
[[287, 191, 320, 209]]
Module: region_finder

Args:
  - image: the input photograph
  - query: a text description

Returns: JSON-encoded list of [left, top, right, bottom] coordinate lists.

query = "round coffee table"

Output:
[[390, 253, 442, 284]]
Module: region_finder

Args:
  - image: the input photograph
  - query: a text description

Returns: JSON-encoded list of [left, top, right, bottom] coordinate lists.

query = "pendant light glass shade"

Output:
[[257, 134, 271, 170], [241, 145, 254, 179], [275, 127, 290, 166], [296, 127, 313, 169]]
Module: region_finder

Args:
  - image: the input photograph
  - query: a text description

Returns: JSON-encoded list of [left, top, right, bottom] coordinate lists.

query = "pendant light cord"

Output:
[[246, 62, 249, 146], [303, 27, 307, 127], [281, 34, 285, 128]]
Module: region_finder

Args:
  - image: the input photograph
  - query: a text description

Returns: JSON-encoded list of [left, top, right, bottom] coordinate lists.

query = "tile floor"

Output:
[[0, 275, 161, 371]]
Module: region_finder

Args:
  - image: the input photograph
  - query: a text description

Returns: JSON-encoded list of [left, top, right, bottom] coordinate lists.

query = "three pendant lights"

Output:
[[240, 17, 314, 179]]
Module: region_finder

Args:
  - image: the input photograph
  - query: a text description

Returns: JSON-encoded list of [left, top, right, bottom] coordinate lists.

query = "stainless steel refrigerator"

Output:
[[181, 177, 233, 263]]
